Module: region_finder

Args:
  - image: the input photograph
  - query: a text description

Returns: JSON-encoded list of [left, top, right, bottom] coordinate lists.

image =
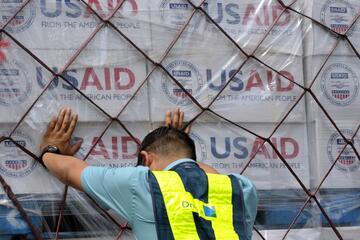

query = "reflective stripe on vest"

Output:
[[152, 171, 240, 240]]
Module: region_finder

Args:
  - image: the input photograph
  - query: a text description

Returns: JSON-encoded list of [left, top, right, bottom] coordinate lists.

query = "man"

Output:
[[39, 108, 257, 240]]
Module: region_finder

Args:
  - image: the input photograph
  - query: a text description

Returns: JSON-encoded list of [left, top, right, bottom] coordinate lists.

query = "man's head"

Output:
[[137, 127, 196, 170]]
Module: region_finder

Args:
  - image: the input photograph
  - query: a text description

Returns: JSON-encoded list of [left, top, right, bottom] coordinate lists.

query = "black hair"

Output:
[[136, 126, 196, 166]]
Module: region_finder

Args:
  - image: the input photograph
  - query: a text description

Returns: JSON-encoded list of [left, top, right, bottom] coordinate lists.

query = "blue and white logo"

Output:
[[162, 60, 204, 106], [0, 131, 37, 178], [320, 0, 356, 35], [0, 59, 32, 106], [327, 129, 360, 172], [320, 63, 358, 106], [0, 0, 36, 33]]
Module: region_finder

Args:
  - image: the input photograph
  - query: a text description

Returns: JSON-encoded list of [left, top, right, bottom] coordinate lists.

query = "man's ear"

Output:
[[140, 150, 153, 167]]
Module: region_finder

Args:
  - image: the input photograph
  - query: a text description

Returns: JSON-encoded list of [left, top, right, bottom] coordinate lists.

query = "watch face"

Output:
[[47, 146, 59, 153]]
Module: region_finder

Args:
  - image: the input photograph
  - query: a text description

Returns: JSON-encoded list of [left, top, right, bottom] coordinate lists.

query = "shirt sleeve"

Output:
[[231, 173, 258, 239], [80, 166, 149, 224]]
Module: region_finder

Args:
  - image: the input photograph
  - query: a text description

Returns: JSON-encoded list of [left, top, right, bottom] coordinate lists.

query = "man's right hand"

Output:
[[165, 108, 191, 134], [40, 107, 82, 156]]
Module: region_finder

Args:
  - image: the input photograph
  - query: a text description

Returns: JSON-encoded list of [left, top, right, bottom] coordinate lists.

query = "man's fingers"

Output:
[[45, 116, 57, 134], [66, 113, 78, 137], [165, 111, 171, 127], [165, 108, 187, 131], [178, 111, 184, 129], [70, 139, 83, 155], [49, 116, 57, 129], [61, 108, 71, 132], [55, 108, 66, 131], [184, 123, 192, 134], [172, 108, 180, 128]]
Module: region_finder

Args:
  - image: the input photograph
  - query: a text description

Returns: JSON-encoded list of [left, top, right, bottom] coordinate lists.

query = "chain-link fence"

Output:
[[0, 0, 359, 239]]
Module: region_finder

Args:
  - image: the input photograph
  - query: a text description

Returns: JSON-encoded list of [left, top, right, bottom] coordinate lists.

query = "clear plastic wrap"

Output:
[[0, 0, 359, 239]]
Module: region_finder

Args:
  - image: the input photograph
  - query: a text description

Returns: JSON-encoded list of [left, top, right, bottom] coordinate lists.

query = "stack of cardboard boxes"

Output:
[[304, 0, 360, 236], [0, 0, 359, 238]]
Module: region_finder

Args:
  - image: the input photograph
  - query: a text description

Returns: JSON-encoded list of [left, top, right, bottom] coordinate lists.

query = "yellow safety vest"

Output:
[[151, 171, 242, 240]]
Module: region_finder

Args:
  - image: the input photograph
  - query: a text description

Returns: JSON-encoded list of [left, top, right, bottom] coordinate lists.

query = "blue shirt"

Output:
[[81, 159, 258, 240]]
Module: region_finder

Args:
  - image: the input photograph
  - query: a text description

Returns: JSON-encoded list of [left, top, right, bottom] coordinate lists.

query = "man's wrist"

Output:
[[39, 145, 60, 168]]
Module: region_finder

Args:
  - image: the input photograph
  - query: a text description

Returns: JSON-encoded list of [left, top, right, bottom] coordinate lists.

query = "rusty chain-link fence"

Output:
[[0, 0, 359, 239]]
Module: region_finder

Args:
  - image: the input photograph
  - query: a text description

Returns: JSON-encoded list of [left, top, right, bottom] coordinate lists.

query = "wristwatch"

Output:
[[39, 145, 60, 168]]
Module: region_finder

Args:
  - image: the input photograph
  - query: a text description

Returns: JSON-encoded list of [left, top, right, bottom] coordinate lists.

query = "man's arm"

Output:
[[232, 174, 258, 239], [43, 153, 88, 191], [41, 108, 138, 220], [40, 108, 86, 190]]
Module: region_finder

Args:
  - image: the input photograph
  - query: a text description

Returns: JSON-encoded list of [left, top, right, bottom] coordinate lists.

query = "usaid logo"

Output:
[[40, 0, 138, 18], [202, 1, 290, 27], [320, 63, 359, 106], [0, 59, 32, 106], [160, 1, 291, 32], [162, 60, 204, 106], [207, 68, 295, 93], [210, 136, 299, 160], [190, 131, 299, 161], [320, 0, 357, 35], [327, 129, 360, 172], [0, 0, 36, 33], [37, 66, 136, 101], [0, 131, 37, 177], [162, 60, 296, 105], [159, 1, 190, 27]]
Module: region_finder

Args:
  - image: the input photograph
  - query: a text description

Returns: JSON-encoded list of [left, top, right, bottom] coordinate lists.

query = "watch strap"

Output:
[[39, 145, 60, 168]]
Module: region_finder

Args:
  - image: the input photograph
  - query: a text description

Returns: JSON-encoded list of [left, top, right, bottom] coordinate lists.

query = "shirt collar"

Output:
[[164, 158, 195, 171]]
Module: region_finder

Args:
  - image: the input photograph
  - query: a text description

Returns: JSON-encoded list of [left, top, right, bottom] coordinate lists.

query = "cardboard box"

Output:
[[303, 0, 360, 56], [308, 120, 360, 188], [149, 0, 304, 56], [190, 122, 309, 189], [150, 54, 305, 123], [0, 35, 55, 124], [0, 38, 150, 122], [3, 0, 152, 67], [305, 56, 360, 125], [0, 125, 64, 194], [37, 50, 151, 122]]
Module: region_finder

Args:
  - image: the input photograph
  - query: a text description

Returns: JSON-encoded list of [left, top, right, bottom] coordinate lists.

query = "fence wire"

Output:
[[0, 0, 359, 239]]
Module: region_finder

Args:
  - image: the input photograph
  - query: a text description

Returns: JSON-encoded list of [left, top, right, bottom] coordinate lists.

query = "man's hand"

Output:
[[165, 108, 191, 134], [40, 107, 82, 156]]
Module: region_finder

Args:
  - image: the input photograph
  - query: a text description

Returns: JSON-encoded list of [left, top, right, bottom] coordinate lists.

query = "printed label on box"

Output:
[[152, 54, 305, 122], [191, 122, 309, 189]]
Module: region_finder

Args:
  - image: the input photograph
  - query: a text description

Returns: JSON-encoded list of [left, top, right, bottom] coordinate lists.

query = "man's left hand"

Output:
[[40, 107, 82, 156], [165, 108, 191, 134]]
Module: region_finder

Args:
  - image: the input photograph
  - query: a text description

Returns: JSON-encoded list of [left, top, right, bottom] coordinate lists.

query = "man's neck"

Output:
[[157, 155, 191, 170]]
